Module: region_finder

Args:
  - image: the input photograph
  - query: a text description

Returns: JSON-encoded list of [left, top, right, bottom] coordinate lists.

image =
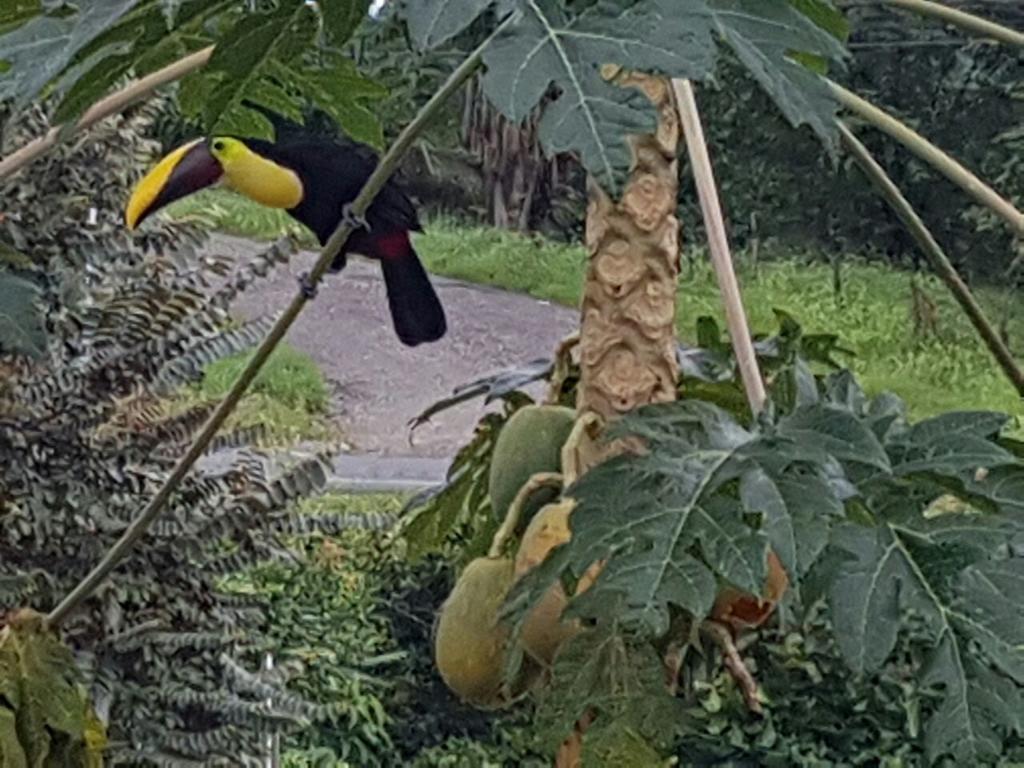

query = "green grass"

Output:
[[416, 223, 1024, 423], [169, 342, 335, 445], [164, 194, 1024, 422]]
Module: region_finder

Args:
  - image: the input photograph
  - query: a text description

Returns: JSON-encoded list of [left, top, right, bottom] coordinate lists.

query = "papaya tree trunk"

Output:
[[577, 72, 680, 424], [556, 71, 680, 768]]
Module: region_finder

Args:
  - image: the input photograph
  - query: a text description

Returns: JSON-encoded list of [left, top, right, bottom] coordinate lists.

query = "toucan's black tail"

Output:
[[379, 246, 447, 346]]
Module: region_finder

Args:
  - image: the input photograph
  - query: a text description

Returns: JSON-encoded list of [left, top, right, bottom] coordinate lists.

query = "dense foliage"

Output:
[[0, 0, 384, 145], [406, 314, 1024, 765], [0, 103, 377, 764], [678, 3, 1024, 281]]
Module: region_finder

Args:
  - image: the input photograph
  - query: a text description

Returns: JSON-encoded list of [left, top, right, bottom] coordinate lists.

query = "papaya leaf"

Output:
[[778, 404, 890, 471], [51, 0, 235, 124], [828, 525, 1024, 762], [789, 0, 847, 40], [402, 0, 495, 50], [0, 0, 40, 33], [402, 1, 844, 190], [710, 0, 845, 151], [321, 0, 370, 46], [0, 0, 140, 106], [481, 0, 713, 192], [533, 623, 687, 758], [740, 465, 840, 579], [0, 609, 104, 768], [0, 271, 45, 357]]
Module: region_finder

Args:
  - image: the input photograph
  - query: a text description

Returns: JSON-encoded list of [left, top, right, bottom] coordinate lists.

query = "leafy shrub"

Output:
[[405, 315, 1024, 766], [0, 102, 369, 764], [221, 492, 548, 767]]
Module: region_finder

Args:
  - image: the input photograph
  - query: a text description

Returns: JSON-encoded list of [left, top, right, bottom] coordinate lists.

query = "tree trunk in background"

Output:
[[556, 71, 681, 768], [462, 76, 559, 232]]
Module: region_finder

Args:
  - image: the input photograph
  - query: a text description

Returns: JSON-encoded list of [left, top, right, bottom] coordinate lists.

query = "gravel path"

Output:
[[211, 234, 577, 461]]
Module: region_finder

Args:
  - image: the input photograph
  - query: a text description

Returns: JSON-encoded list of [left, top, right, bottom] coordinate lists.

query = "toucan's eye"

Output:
[[212, 139, 225, 152]]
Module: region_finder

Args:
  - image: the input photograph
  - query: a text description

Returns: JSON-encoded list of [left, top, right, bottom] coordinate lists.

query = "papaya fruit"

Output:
[[434, 556, 538, 708], [489, 404, 576, 526], [710, 549, 789, 633], [513, 499, 603, 666]]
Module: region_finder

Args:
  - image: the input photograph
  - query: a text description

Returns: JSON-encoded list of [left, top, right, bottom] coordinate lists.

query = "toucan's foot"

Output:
[[298, 271, 318, 299], [341, 203, 369, 232]]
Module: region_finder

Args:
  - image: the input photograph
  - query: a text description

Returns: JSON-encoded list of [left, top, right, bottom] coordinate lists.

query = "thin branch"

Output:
[[838, 121, 1024, 397], [827, 80, 1024, 237], [0, 46, 214, 181], [883, 0, 1024, 47], [46, 19, 512, 628], [701, 619, 763, 715], [672, 79, 767, 416]]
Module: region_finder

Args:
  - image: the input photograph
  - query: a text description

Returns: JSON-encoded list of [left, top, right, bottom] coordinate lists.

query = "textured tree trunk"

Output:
[[556, 71, 681, 768], [577, 72, 680, 422]]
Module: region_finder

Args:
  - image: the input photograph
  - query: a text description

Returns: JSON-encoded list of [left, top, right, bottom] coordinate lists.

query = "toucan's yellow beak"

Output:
[[125, 138, 223, 230]]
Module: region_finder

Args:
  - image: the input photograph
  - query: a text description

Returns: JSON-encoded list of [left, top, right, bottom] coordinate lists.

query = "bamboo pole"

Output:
[[0, 46, 214, 181], [672, 79, 767, 415], [839, 121, 1024, 397], [45, 18, 513, 627]]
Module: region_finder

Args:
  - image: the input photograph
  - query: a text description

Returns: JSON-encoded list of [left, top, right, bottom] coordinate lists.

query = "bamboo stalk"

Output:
[[828, 81, 1024, 237], [672, 79, 767, 415], [45, 19, 512, 627], [883, 0, 1024, 48], [839, 121, 1024, 397], [0, 46, 215, 181]]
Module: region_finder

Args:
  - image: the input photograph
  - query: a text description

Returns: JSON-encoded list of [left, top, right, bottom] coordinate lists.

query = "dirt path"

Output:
[[211, 234, 577, 459]]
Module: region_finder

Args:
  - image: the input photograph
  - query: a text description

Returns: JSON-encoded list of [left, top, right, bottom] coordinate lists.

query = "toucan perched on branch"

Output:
[[124, 109, 446, 347]]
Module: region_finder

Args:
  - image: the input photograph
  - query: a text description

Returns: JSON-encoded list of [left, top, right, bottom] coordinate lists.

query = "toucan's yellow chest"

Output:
[[219, 144, 304, 209]]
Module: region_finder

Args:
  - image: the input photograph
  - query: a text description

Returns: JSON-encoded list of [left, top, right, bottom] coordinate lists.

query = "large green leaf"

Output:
[[788, 0, 848, 41], [50, 0, 234, 124], [710, 0, 844, 150], [176, 1, 382, 141], [404, 0, 844, 190], [481, 0, 714, 191], [0, 0, 140, 105], [0, 610, 102, 767], [740, 465, 840, 578], [778, 404, 891, 471], [404, 0, 495, 49], [533, 623, 686, 760], [197, 2, 320, 135], [0, 272, 45, 357], [0, 0, 39, 34], [828, 525, 1024, 762]]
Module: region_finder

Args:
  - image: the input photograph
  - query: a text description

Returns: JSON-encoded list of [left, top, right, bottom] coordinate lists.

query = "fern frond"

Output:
[[153, 316, 279, 393], [208, 238, 298, 309]]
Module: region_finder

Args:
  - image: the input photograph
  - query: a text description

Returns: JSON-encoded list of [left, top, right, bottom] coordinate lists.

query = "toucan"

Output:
[[124, 118, 446, 347]]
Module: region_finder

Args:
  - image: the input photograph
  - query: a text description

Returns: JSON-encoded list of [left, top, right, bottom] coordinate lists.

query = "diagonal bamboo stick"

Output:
[[45, 18, 513, 627], [0, 46, 215, 181], [672, 78, 767, 415]]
